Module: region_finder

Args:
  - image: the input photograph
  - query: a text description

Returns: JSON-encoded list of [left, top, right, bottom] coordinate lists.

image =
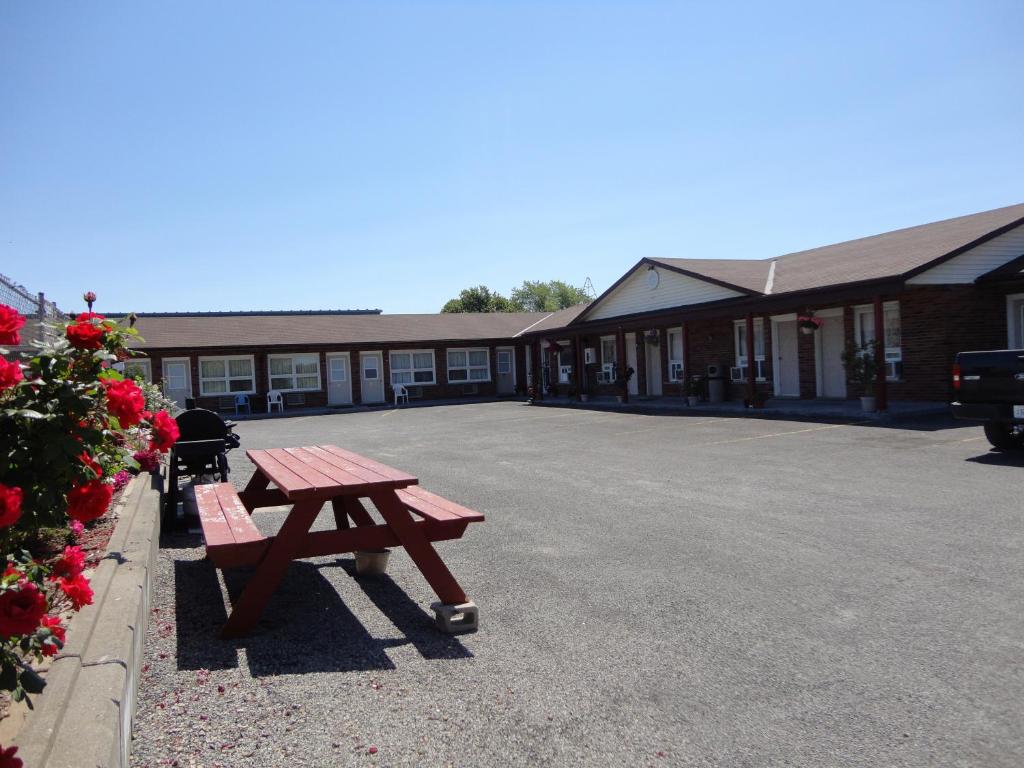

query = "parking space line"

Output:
[[704, 421, 867, 445], [612, 418, 721, 436]]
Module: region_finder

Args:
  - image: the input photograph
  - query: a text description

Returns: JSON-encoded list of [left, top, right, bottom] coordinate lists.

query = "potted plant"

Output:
[[842, 341, 881, 412], [797, 312, 823, 335], [615, 366, 635, 403], [683, 376, 699, 407]]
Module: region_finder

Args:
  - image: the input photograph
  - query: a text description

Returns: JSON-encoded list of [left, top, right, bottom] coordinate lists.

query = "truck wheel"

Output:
[[984, 423, 1023, 450]]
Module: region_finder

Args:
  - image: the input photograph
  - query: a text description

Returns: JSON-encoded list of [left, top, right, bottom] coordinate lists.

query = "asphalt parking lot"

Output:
[[131, 402, 1024, 767]]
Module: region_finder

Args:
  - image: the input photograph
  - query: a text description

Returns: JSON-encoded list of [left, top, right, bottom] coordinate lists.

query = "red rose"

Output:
[[0, 580, 46, 637], [65, 317, 105, 349], [0, 305, 25, 347], [149, 410, 180, 453], [51, 545, 85, 580], [0, 485, 22, 528], [78, 450, 103, 479], [66, 480, 112, 522], [38, 615, 66, 657], [75, 311, 105, 322], [103, 378, 145, 427], [59, 573, 93, 610], [133, 449, 160, 472], [0, 359, 22, 392], [0, 744, 22, 768]]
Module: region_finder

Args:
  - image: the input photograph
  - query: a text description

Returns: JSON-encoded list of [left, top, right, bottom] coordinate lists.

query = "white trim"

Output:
[[161, 357, 192, 398], [197, 354, 257, 396], [1005, 293, 1024, 348], [733, 319, 766, 382], [267, 352, 323, 393], [667, 327, 684, 382], [513, 313, 556, 338], [389, 348, 436, 386], [446, 347, 492, 383], [764, 260, 777, 295]]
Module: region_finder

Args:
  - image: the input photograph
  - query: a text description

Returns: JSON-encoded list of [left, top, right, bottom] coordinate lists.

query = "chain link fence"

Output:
[[0, 273, 67, 348]]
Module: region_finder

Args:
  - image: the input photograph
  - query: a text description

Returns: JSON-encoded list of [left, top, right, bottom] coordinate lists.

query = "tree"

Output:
[[509, 280, 591, 312], [441, 285, 519, 313]]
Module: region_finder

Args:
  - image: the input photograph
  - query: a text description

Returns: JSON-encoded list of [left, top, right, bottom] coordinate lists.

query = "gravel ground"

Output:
[[130, 402, 1024, 767]]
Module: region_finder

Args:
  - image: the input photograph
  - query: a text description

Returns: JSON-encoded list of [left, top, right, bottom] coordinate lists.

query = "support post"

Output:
[[616, 327, 628, 403], [745, 313, 756, 402], [531, 341, 543, 401], [682, 321, 691, 399], [575, 335, 586, 399], [873, 296, 888, 412]]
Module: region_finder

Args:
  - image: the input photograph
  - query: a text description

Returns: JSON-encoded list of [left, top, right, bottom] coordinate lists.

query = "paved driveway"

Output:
[[132, 403, 1023, 767]]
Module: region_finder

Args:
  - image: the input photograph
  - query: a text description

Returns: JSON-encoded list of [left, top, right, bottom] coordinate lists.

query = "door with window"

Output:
[[326, 353, 353, 405], [162, 358, 191, 409], [359, 352, 385, 404], [496, 347, 516, 394]]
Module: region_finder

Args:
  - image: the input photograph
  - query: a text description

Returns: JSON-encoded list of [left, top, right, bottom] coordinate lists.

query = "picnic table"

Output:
[[191, 444, 483, 638]]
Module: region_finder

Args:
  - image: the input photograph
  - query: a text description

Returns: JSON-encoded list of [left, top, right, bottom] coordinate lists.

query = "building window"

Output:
[[854, 302, 902, 380], [497, 350, 513, 375], [198, 356, 255, 395], [390, 350, 436, 385], [599, 337, 617, 383], [269, 354, 321, 392], [667, 329, 684, 382], [733, 319, 766, 381], [122, 358, 152, 382], [447, 348, 490, 382]]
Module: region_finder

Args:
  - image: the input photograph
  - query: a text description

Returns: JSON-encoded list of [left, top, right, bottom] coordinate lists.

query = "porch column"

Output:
[[745, 313, 756, 402], [616, 326, 628, 403], [873, 296, 888, 411], [575, 334, 586, 399], [682, 320, 691, 399], [531, 341, 543, 401]]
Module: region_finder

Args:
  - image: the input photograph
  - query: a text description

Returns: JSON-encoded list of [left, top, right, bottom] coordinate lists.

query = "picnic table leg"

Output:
[[220, 499, 321, 639], [237, 471, 270, 513], [331, 496, 376, 530], [370, 490, 468, 605]]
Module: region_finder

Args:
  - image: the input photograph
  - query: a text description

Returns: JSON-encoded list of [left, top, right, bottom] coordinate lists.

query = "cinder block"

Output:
[[430, 601, 479, 634]]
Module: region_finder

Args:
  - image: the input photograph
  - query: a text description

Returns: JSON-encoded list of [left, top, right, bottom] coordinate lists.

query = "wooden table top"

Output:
[[246, 445, 418, 500]]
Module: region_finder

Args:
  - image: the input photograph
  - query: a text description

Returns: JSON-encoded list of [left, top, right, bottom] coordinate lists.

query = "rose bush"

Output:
[[0, 299, 176, 712]]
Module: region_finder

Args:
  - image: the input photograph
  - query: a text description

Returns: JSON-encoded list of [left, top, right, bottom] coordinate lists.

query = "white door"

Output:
[[162, 358, 191, 408], [496, 347, 516, 394], [359, 352, 385, 404], [773, 320, 800, 397], [646, 340, 663, 396], [625, 333, 639, 396], [326, 353, 353, 405], [817, 316, 846, 398]]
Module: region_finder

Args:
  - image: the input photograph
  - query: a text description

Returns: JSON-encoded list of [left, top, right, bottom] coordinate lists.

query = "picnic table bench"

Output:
[[189, 445, 483, 638]]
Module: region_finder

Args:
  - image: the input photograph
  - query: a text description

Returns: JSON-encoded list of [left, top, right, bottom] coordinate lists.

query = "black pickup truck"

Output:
[[951, 349, 1024, 448]]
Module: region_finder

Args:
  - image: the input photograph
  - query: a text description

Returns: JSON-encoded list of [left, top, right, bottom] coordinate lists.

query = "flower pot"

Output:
[[860, 396, 877, 413], [687, 396, 699, 407], [354, 549, 391, 576]]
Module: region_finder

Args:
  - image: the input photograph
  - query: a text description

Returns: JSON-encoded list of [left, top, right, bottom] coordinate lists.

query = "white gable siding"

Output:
[[587, 266, 744, 321], [907, 224, 1024, 284]]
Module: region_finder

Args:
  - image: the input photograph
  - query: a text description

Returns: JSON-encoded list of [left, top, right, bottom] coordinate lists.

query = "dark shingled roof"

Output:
[[130, 311, 556, 349]]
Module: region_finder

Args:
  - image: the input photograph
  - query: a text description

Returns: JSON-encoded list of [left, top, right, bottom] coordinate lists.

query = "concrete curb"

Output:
[[15, 470, 162, 768]]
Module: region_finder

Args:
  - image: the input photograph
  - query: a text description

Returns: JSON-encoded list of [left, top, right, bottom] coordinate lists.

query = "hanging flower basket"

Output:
[[797, 315, 822, 335]]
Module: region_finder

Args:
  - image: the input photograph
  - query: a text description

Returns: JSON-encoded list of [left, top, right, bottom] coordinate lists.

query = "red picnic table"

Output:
[[190, 444, 483, 638]]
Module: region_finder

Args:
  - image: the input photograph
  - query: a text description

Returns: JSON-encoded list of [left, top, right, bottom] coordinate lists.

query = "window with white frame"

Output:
[[198, 356, 255, 395], [390, 350, 436, 385], [854, 302, 902, 380], [496, 349, 513, 375], [599, 337, 617, 383], [269, 354, 321, 391], [447, 348, 490, 382], [667, 329, 684, 382], [122, 358, 152, 382], [557, 347, 573, 384], [733, 319, 767, 381]]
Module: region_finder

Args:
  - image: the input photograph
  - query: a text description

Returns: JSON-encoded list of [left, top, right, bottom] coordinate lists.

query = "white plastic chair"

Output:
[[394, 384, 409, 407], [234, 394, 251, 416], [267, 389, 284, 413]]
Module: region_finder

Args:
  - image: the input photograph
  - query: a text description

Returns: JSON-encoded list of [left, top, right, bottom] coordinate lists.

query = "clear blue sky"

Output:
[[2, 2, 1022, 315]]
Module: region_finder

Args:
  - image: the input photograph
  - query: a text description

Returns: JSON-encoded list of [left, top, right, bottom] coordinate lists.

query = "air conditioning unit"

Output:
[[584, 348, 596, 364], [707, 363, 724, 377]]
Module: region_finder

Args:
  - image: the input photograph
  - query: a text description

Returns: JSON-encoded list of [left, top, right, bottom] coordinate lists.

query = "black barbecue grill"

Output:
[[164, 408, 241, 523]]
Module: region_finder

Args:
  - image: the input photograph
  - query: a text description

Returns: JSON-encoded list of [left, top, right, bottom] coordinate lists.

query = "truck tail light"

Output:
[[952, 363, 961, 391]]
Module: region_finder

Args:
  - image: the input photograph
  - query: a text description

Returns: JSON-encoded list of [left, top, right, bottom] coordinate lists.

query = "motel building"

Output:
[[123, 203, 1024, 414]]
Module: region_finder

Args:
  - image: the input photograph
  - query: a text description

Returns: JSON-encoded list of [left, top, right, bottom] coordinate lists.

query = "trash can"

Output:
[[185, 397, 196, 410], [706, 363, 726, 403]]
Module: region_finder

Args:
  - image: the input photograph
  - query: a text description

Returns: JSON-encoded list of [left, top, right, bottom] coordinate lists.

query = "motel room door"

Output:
[[326, 353, 353, 405], [625, 333, 640, 396], [496, 347, 516, 394], [772, 318, 801, 397], [162, 358, 191, 409], [645, 337, 663, 396], [816, 312, 846, 399], [359, 351, 385, 404]]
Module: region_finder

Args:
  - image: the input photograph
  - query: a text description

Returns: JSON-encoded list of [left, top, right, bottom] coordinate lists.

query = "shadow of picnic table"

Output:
[[172, 553, 473, 676]]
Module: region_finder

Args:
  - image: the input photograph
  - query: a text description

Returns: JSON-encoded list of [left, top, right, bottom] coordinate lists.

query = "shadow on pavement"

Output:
[[965, 449, 1024, 467]]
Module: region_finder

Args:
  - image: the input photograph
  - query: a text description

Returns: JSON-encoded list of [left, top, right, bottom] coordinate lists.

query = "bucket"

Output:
[[354, 549, 391, 575]]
